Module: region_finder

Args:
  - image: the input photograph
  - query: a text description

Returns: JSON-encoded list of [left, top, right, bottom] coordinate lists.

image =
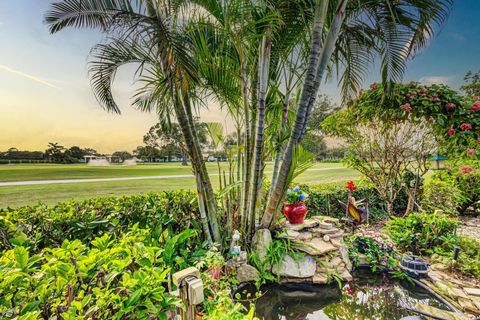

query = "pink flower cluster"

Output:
[[460, 166, 473, 174], [400, 103, 412, 112], [447, 128, 456, 136], [472, 101, 480, 112], [460, 123, 473, 131], [417, 87, 428, 97], [467, 149, 476, 156], [445, 103, 456, 111], [430, 94, 440, 102], [370, 83, 377, 90], [355, 228, 395, 249]]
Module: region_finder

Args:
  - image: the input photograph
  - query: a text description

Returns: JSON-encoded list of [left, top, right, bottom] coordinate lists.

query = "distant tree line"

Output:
[[0, 144, 134, 164]]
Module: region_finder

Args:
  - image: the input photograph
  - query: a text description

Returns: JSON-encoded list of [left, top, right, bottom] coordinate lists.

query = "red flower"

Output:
[[460, 166, 473, 174], [445, 103, 456, 111], [430, 95, 440, 102], [471, 101, 480, 112], [370, 83, 378, 90], [460, 123, 473, 131], [447, 129, 456, 136], [467, 149, 475, 156], [401, 103, 412, 112], [345, 181, 357, 192]]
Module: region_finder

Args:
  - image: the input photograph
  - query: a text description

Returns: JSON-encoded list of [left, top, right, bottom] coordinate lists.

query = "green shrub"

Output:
[[0, 227, 183, 319], [386, 212, 459, 255], [421, 177, 464, 215], [421, 165, 480, 215], [302, 182, 408, 221], [0, 190, 202, 253], [432, 236, 480, 278]]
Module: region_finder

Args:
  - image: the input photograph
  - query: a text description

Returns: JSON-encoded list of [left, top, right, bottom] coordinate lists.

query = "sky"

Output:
[[0, 1, 479, 154]]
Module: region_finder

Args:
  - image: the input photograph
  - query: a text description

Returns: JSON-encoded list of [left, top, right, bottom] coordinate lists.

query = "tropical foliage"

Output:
[[44, 0, 452, 242], [0, 228, 181, 319], [386, 212, 459, 255]]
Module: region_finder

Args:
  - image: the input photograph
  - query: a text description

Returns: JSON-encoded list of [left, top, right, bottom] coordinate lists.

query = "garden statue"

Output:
[[338, 181, 368, 226], [229, 230, 247, 265]]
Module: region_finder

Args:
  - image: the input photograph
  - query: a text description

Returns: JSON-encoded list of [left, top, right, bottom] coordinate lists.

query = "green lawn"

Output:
[[0, 162, 358, 208], [0, 162, 342, 182]]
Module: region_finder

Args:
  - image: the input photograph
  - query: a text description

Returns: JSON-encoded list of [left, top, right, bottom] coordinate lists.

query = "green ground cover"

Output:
[[0, 162, 358, 208]]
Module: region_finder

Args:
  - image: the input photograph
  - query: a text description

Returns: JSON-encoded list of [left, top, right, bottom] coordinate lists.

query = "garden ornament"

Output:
[[338, 181, 368, 226]]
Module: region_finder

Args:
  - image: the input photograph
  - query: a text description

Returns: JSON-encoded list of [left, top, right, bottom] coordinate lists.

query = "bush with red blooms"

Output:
[[343, 82, 480, 158]]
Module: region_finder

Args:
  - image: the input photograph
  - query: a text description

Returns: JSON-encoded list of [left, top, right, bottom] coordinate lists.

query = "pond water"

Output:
[[238, 270, 450, 320]]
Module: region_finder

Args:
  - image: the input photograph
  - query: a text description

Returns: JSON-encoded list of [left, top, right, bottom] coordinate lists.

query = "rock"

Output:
[[236, 264, 260, 283], [339, 243, 352, 271], [329, 230, 345, 239], [313, 273, 328, 284], [331, 238, 343, 248], [323, 235, 330, 242], [318, 222, 333, 229], [470, 296, 480, 310], [431, 263, 449, 272], [297, 231, 313, 242], [311, 227, 339, 235], [281, 277, 313, 284], [311, 216, 339, 224], [272, 254, 317, 278], [415, 304, 470, 320], [458, 297, 478, 314], [303, 219, 320, 228], [328, 257, 342, 268], [276, 229, 300, 240], [284, 219, 319, 231], [292, 238, 336, 256], [252, 229, 272, 263], [464, 288, 480, 297], [340, 270, 353, 282]]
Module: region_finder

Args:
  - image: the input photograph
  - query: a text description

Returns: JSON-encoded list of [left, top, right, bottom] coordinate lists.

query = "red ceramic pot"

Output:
[[283, 202, 307, 224]]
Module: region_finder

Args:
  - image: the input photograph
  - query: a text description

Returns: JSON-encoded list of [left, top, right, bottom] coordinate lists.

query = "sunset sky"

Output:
[[1, 1, 479, 154]]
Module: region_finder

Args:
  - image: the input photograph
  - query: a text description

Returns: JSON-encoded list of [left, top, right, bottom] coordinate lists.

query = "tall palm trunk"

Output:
[[240, 58, 252, 235], [174, 92, 221, 243], [184, 96, 221, 241], [271, 90, 290, 192], [262, 0, 348, 228], [248, 32, 272, 237]]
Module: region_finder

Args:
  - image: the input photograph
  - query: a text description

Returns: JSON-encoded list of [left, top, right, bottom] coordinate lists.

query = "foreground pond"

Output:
[[238, 270, 450, 320]]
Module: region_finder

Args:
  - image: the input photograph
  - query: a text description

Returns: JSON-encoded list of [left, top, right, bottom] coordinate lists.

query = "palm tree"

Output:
[[262, 0, 452, 228], [45, 0, 222, 242]]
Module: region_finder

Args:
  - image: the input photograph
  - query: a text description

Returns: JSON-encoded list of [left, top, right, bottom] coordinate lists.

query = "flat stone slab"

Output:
[[313, 273, 328, 284], [292, 238, 336, 256], [272, 253, 316, 278], [284, 219, 320, 231], [464, 288, 480, 297], [310, 216, 339, 224], [415, 304, 470, 320], [311, 227, 340, 235], [276, 229, 300, 240]]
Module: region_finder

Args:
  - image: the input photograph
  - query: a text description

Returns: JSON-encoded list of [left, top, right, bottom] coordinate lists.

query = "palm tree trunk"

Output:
[[184, 96, 221, 242], [248, 32, 272, 237], [240, 58, 252, 236], [195, 173, 213, 244], [271, 91, 290, 192], [174, 93, 221, 243], [262, 0, 348, 228]]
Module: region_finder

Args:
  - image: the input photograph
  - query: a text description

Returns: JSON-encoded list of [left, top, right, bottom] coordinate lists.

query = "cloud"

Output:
[[418, 76, 450, 85], [0, 65, 60, 89]]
